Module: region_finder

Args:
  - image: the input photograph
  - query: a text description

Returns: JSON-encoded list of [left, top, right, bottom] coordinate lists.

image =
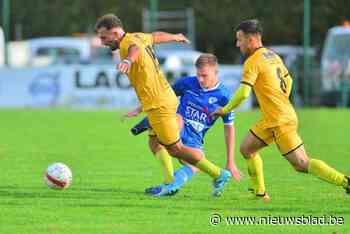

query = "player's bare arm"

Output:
[[152, 32, 190, 44], [118, 44, 140, 73], [224, 124, 241, 181], [123, 106, 142, 119]]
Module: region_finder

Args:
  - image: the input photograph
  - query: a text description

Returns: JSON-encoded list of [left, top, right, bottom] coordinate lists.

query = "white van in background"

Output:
[[321, 25, 350, 105], [321, 24, 350, 106]]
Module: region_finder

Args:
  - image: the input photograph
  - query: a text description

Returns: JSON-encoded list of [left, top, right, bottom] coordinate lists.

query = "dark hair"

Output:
[[95, 14, 123, 31], [195, 53, 218, 68], [235, 19, 263, 35]]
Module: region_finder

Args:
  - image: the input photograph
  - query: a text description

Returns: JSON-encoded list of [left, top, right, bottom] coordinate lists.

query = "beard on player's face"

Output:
[[107, 40, 119, 51], [236, 31, 252, 55], [98, 28, 120, 51], [240, 38, 250, 54], [240, 46, 247, 54]]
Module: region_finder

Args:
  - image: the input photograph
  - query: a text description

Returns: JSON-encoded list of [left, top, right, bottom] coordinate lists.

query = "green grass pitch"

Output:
[[0, 109, 349, 234]]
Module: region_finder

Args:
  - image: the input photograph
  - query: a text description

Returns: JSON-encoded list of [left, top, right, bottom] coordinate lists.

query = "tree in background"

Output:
[[4, 0, 350, 63]]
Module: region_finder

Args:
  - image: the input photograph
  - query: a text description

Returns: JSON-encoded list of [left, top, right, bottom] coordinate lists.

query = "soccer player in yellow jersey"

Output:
[[95, 14, 232, 196], [213, 19, 350, 201]]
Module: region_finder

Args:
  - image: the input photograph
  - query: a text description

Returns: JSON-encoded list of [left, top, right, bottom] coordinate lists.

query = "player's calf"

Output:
[[284, 149, 309, 173], [165, 142, 202, 165]]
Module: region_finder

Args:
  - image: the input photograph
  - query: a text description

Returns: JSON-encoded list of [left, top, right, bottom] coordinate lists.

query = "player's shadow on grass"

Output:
[[70, 187, 142, 194], [0, 186, 168, 209], [0, 185, 144, 200]]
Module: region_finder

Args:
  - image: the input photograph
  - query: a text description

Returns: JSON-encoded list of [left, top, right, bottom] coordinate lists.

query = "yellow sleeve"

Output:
[[119, 36, 137, 59], [222, 84, 252, 113], [121, 33, 153, 51], [137, 33, 153, 46], [241, 58, 259, 86]]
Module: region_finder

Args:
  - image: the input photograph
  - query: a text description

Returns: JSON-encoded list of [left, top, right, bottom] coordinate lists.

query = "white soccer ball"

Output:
[[44, 162, 72, 189]]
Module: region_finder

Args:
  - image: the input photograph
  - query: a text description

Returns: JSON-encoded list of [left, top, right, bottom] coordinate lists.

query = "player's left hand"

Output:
[[210, 108, 226, 117], [121, 107, 142, 122], [124, 109, 141, 118]]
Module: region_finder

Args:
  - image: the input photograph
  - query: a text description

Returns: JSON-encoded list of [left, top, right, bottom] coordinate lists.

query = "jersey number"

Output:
[[145, 45, 160, 72], [276, 67, 287, 93]]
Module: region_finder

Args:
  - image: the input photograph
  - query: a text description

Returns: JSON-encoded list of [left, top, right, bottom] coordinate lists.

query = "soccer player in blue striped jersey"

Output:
[[125, 54, 241, 196]]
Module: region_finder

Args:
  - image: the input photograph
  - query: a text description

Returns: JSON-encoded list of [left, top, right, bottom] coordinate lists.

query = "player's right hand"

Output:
[[118, 59, 131, 73], [210, 107, 226, 117], [175, 33, 191, 44]]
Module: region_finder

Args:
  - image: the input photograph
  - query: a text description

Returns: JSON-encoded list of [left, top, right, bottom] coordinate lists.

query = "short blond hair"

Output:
[[195, 53, 218, 68]]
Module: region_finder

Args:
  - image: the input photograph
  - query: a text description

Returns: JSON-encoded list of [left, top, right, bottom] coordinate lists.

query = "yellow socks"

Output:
[[195, 158, 221, 179], [247, 165, 258, 193], [247, 153, 265, 194], [308, 159, 348, 187], [155, 148, 174, 184]]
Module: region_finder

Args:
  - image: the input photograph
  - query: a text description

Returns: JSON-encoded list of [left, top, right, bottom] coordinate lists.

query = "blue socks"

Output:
[[173, 165, 194, 188]]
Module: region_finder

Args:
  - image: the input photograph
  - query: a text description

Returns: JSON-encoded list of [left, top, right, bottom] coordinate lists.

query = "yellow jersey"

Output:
[[241, 47, 297, 128], [119, 33, 178, 111]]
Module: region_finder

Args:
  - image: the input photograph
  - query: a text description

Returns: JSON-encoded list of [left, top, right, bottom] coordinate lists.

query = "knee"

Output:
[[148, 137, 162, 154], [291, 158, 309, 173], [240, 144, 253, 159], [166, 144, 182, 158]]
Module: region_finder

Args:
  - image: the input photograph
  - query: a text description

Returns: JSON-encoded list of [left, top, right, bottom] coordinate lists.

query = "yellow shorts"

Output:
[[146, 105, 180, 146], [250, 120, 303, 156]]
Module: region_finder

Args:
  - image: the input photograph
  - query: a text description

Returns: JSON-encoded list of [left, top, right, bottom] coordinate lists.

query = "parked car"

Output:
[[154, 42, 202, 82], [27, 37, 118, 67], [269, 45, 316, 70]]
